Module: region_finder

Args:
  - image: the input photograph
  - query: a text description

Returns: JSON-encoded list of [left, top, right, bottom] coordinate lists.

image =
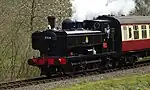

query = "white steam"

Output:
[[71, 0, 135, 21]]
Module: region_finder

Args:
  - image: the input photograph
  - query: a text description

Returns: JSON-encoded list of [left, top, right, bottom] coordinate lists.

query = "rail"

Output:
[[0, 60, 150, 90]]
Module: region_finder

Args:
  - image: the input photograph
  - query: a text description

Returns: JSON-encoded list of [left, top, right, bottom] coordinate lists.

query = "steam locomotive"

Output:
[[28, 15, 150, 76]]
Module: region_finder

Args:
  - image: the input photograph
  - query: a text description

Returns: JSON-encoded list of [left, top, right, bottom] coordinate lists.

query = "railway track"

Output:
[[0, 60, 150, 90]]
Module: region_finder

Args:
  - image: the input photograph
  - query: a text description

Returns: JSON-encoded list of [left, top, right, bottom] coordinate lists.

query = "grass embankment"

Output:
[[51, 74, 150, 90]]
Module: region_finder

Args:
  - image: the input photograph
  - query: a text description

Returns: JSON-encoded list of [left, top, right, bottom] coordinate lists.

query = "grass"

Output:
[[50, 74, 150, 90], [137, 57, 150, 62]]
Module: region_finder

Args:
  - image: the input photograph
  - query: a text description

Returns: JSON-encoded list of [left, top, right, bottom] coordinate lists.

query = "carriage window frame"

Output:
[[123, 26, 127, 30], [133, 25, 138, 30], [128, 27, 132, 39], [133, 25, 139, 39], [141, 25, 147, 39], [142, 25, 146, 29], [149, 25, 150, 38], [122, 26, 128, 41]]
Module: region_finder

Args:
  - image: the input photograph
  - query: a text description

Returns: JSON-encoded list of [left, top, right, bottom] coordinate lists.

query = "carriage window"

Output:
[[133, 25, 138, 30], [149, 25, 150, 38], [129, 28, 132, 38], [142, 30, 147, 38], [123, 30, 128, 40], [142, 25, 146, 29], [123, 26, 127, 30], [133, 25, 139, 39], [134, 31, 139, 39], [122, 26, 128, 40], [141, 25, 147, 39]]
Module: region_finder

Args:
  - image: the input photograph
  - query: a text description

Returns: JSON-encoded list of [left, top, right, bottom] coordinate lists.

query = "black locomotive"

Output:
[[28, 15, 122, 76]]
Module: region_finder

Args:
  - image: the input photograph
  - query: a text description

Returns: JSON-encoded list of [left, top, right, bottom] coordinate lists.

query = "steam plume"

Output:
[[71, 0, 135, 21]]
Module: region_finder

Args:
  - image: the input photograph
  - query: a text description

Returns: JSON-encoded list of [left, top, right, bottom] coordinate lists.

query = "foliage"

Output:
[[130, 0, 150, 15], [51, 74, 150, 90], [0, 0, 72, 81]]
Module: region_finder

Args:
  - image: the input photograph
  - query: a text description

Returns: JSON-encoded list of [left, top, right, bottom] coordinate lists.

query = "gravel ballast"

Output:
[[9, 65, 150, 90]]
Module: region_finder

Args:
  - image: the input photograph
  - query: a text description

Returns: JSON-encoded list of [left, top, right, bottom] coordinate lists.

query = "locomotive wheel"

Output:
[[93, 62, 101, 69], [69, 62, 79, 75], [95, 62, 104, 73], [45, 72, 52, 77], [124, 56, 136, 66], [129, 56, 138, 66], [45, 68, 63, 77], [105, 57, 114, 69], [117, 56, 126, 67], [80, 63, 87, 71], [80, 60, 88, 72], [40, 66, 59, 77], [41, 68, 53, 77]]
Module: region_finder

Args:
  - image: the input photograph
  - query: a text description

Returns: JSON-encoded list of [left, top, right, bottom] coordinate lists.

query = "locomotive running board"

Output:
[[66, 51, 117, 60]]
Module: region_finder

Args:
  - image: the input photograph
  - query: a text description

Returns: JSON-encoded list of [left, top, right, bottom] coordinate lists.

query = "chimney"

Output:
[[47, 16, 56, 29]]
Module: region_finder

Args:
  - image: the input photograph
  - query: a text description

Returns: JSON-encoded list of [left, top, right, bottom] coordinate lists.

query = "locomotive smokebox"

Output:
[[47, 16, 56, 29]]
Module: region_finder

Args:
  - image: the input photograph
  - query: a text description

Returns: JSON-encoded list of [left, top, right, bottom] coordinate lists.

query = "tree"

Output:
[[0, 0, 72, 81], [130, 0, 150, 15]]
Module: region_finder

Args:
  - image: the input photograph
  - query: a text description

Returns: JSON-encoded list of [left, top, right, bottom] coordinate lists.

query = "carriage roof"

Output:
[[114, 16, 150, 24]]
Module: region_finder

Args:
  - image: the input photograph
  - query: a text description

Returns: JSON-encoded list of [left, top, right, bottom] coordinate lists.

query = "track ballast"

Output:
[[0, 60, 150, 90]]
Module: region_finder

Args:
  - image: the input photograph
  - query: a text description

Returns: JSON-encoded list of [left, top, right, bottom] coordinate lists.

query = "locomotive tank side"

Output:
[[65, 30, 104, 55]]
